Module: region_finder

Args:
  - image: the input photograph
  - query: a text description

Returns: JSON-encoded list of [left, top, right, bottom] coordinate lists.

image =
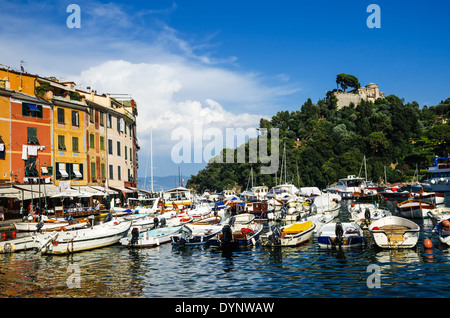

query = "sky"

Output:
[[0, 0, 449, 180]]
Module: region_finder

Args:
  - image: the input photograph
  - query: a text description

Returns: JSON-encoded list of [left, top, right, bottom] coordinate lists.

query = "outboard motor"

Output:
[[153, 217, 159, 229], [179, 225, 192, 246], [335, 222, 344, 246], [221, 224, 233, 246], [159, 217, 166, 228], [269, 224, 282, 245], [130, 227, 139, 245], [103, 213, 113, 223], [364, 208, 371, 226], [36, 222, 44, 233], [280, 206, 287, 220]]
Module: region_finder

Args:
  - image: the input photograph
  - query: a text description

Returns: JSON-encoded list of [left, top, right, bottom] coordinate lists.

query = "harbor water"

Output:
[[1, 198, 450, 298]]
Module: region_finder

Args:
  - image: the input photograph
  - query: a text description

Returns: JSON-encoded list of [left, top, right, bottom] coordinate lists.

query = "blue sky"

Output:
[[0, 0, 449, 179]]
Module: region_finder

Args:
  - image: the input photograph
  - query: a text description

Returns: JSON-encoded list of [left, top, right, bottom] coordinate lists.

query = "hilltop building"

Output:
[[334, 83, 385, 109]]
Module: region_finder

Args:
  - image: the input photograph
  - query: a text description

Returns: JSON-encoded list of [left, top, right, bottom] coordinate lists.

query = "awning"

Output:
[[73, 163, 82, 178], [71, 186, 105, 196], [27, 104, 40, 111], [110, 186, 134, 194], [125, 186, 138, 192], [59, 163, 68, 178], [41, 166, 48, 174], [89, 186, 118, 195]]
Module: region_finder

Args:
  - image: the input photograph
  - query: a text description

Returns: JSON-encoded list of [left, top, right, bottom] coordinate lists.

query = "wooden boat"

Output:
[[396, 199, 435, 218], [261, 221, 316, 247], [120, 226, 182, 248], [433, 218, 450, 246], [369, 216, 420, 249], [190, 216, 222, 225], [37, 220, 131, 255], [171, 224, 223, 246], [209, 222, 263, 249], [317, 222, 364, 248]]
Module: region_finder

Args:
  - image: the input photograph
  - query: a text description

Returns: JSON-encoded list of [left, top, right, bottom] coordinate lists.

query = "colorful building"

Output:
[[36, 77, 88, 188]]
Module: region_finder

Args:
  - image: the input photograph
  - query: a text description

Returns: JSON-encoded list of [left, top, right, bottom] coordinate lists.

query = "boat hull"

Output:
[[39, 221, 131, 255], [209, 223, 263, 249], [120, 226, 182, 248], [261, 221, 316, 247]]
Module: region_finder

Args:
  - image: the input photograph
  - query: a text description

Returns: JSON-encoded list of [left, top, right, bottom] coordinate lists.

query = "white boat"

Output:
[[326, 175, 366, 198], [317, 222, 365, 248], [369, 216, 420, 249], [261, 221, 316, 247], [426, 207, 450, 227], [310, 193, 341, 217], [37, 220, 132, 255], [426, 157, 450, 193], [120, 226, 182, 248], [301, 213, 334, 232], [171, 224, 223, 246], [227, 213, 255, 225], [396, 199, 436, 218], [0, 236, 37, 253], [14, 216, 70, 232], [433, 218, 450, 246], [348, 202, 391, 228]]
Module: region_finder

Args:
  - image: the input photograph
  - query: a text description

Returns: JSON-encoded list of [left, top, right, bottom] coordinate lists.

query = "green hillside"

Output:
[[187, 81, 450, 193]]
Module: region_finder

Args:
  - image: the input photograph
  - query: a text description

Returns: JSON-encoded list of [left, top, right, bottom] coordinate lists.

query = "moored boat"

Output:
[[0, 236, 37, 253], [37, 220, 132, 255], [209, 222, 263, 249], [120, 226, 182, 248], [369, 216, 420, 249], [171, 224, 223, 246], [348, 202, 391, 228], [433, 218, 450, 246], [261, 221, 316, 247], [396, 199, 435, 219], [317, 222, 364, 248]]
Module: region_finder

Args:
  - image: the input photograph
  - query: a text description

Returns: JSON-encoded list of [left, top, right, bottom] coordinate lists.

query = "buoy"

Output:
[[12, 231, 16, 239], [372, 226, 380, 231], [442, 219, 450, 228], [423, 237, 433, 249], [1, 233, 6, 240]]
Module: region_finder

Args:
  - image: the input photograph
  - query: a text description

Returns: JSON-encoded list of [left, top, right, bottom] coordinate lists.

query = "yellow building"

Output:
[[37, 77, 88, 187]]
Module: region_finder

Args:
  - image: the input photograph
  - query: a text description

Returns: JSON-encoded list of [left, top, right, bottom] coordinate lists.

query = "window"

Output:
[[101, 163, 105, 179], [117, 141, 121, 156], [89, 108, 94, 123], [117, 166, 121, 180], [71, 110, 79, 126], [99, 112, 104, 126], [130, 148, 132, 163], [57, 162, 69, 179], [57, 108, 65, 124], [22, 103, 43, 118], [107, 114, 112, 128], [100, 136, 105, 151], [124, 122, 127, 135], [109, 164, 114, 180], [125, 145, 127, 160], [25, 158, 37, 177], [72, 163, 83, 179], [72, 136, 79, 152], [58, 135, 66, 150], [27, 127, 39, 145], [90, 134, 95, 149], [117, 116, 120, 132], [90, 162, 96, 181], [108, 139, 113, 155]]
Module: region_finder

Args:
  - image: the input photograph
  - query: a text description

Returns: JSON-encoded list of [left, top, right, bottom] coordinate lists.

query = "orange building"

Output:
[[0, 67, 52, 184]]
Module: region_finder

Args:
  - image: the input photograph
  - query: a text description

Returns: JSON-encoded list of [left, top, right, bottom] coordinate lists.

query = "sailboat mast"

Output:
[[151, 127, 154, 193]]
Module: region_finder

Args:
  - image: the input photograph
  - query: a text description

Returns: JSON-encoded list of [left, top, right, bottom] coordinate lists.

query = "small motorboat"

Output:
[[171, 224, 223, 246], [348, 203, 391, 228], [261, 221, 316, 247], [433, 218, 450, 247], [120, 226, 182, 248], [427, 207, 450, 227], [209, 222, 263, 249], [37, 219, 132, 255], [190, 216, 222, 225], [369, 216, 420, 249], [317, 222, 364, 248], [0, 236, 38, 253]]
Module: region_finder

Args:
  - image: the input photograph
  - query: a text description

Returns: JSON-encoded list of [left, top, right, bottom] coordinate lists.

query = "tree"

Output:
[[336, 73, 361, 92]]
